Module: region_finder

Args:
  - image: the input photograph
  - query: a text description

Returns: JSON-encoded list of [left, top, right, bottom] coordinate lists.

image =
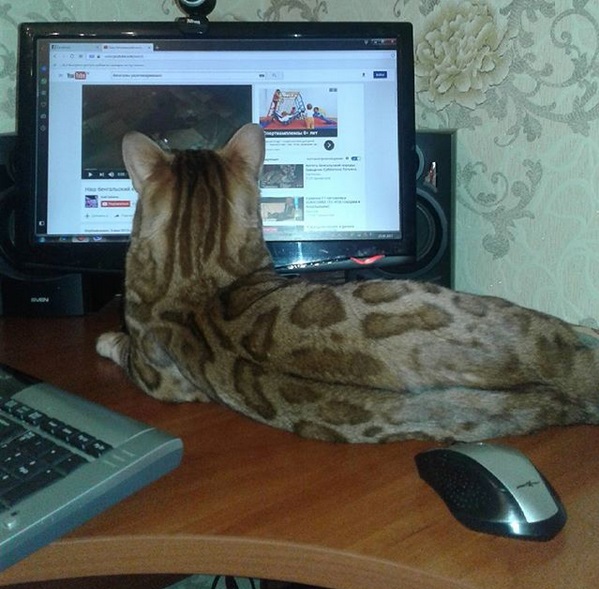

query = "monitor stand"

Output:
[[0, 272, 123, 317]]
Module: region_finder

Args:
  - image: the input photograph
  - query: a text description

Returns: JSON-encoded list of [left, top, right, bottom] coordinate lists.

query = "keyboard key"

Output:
[[11, 404, 36, 422], [0, 471, 20, 497], [86, 440, 112, 457], [13, 457, 47, 480], [14, 431, 46, 456], [40, 418, 66, 437], [53, 454, 87, 475], [0, 399, 20, 414], [70, 432, 95, 452], [0, 417, 25, 444], [55, 424, 81, 444], [42, 444, 75, 466], [0, 447, 29, 472], [23, 410, 45, 427], [1, 468, 63, 507]]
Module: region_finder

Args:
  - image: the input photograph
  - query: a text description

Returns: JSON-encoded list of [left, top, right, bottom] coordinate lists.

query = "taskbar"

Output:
[[35, 234, 130, 244]]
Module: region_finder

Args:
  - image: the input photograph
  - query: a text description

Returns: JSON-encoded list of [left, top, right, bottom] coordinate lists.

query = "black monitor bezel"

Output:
[[14, 20, 416, 274]]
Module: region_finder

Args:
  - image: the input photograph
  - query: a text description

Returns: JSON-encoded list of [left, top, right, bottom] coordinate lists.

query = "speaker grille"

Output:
[[350, 130, 455, 287]]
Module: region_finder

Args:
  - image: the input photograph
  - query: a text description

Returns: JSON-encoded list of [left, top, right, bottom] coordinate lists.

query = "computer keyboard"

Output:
[[0, 362, 183, 572]]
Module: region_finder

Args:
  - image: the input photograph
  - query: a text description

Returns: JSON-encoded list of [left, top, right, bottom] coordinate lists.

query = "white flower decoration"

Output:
[[415, 0, 512, 109]]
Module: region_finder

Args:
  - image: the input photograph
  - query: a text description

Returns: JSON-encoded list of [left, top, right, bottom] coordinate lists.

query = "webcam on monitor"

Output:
[[175, 0, 217, 22]]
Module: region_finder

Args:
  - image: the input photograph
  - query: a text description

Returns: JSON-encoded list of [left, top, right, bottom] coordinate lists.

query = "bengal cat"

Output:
[[96, 123, 599, 443]]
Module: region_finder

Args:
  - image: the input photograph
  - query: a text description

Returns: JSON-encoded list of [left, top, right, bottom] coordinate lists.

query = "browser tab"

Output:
[[100, 43, 154, 52]]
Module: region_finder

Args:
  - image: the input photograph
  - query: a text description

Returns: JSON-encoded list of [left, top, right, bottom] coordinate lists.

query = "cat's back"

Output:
[[217, 275, 456, 332], [215, 273, 417, 327], [206, 273, 584, 390]]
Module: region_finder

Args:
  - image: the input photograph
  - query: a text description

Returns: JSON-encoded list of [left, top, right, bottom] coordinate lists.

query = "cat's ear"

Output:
[[122, 132, 170, 194], [222, 123, 265, 179]]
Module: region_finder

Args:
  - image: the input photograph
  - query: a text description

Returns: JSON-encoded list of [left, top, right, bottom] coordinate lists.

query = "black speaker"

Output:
[[0, 133, 124, 316], [0, 272, 123, 317], [350, 130, 456, 288]]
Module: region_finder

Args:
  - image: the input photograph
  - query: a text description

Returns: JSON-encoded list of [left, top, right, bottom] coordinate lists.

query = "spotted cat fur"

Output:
[[97, 124, 599, 443]]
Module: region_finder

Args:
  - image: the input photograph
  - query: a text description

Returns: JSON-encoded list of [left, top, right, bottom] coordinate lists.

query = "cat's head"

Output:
[[121, 123, 273, 289]]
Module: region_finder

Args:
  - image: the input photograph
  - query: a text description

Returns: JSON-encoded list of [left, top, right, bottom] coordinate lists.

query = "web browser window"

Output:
[[38, 38, 401, 244]]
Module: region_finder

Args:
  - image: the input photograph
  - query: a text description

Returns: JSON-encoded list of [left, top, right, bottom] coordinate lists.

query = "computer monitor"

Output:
[[13, 20, 416, 276]]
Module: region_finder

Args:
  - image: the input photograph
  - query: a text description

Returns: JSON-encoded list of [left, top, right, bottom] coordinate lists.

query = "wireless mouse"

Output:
[[415, 442, 567, 541]]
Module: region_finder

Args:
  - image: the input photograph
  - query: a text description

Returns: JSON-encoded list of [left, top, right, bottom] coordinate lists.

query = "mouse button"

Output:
[[452, 443, 560, 523], [510, 473, 563, 524], [415, 450, 510, 521]]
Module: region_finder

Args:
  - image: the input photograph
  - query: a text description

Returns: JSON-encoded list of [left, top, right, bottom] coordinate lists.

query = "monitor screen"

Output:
[[14, 21, 416, 274]]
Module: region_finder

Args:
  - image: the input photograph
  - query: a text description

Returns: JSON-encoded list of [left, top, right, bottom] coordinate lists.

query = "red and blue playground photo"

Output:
[[259, 87, 338, 137]]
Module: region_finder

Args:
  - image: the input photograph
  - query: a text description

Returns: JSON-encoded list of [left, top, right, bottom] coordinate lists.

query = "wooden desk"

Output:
[[0, 304, 598, 589]]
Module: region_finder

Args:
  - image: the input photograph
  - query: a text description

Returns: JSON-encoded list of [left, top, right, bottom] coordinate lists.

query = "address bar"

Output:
[[110, 70, 281, 81]]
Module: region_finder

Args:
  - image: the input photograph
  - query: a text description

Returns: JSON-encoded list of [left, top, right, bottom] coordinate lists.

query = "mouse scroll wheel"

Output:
[[417, 454, 504, 519]]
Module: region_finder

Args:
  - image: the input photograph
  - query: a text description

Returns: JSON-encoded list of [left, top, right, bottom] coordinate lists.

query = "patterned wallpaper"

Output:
[[0, 0, 597, 326]]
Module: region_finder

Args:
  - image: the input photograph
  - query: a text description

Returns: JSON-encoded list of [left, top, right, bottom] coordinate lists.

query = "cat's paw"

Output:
[[96, 331, 130, 367], [572, 324, 599, 350]]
